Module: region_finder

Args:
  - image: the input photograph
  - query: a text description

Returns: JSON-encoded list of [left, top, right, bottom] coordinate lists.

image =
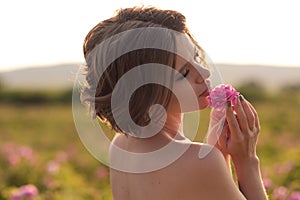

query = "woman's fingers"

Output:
[[226, 101, 243, 141], [247, 101, 261, 133], [218, 120, 228, 149], [233, 95, 249, 134], [239, 95, 255, 131], [224, 95, 261, 163]]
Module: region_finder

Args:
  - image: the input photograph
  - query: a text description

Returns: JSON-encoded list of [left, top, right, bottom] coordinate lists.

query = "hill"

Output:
[[0, 63, 80, 90], [0, 63, 299, 91]]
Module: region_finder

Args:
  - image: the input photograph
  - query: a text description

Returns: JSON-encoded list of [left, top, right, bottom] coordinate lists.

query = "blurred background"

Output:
[[0, 0, 299, 199]]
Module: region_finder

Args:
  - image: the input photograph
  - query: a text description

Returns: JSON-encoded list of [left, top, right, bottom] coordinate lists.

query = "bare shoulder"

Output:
[[184, 142, 226, 169], [177, 142, 228, 179], [175, 142, 246, 200]]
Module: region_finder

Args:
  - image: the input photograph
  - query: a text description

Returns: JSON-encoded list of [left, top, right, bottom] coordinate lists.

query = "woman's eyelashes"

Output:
[[176, 62, 190, 81], [182, 67, 190, 77]]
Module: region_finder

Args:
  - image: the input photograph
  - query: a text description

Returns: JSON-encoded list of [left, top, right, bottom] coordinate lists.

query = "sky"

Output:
[[1, 0, 300, 72]]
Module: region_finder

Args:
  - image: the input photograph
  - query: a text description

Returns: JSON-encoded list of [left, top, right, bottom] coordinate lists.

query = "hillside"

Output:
[[0, 63, 299, 91]]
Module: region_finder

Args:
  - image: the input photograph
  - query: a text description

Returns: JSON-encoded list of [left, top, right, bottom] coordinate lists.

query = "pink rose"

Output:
[[208, 84, 239, 111], [272, 186, 289, 200], [95, 166, 109, 179], [290, 191, 300, 200], [19, 184, 38, 198], [10, 184, 38, 200], [262, 178, 272, 190]]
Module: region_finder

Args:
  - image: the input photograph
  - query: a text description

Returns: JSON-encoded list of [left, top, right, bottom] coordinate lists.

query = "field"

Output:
[[0, 85, 300, 200]]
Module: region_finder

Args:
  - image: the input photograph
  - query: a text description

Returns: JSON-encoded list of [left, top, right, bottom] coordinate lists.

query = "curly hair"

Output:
[[82, 6, 206, 135]]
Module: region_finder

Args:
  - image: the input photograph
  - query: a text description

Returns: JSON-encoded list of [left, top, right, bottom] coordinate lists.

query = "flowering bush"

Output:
[[0, 142, 110, 200], [10, 184, 38, 200], [0, 89, 299, 200], [261, 160, 300, 200]]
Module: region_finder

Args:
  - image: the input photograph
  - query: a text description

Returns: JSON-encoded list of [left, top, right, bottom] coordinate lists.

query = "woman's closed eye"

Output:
[[176, 62, 190, 80], [182, 67, 190, 78]]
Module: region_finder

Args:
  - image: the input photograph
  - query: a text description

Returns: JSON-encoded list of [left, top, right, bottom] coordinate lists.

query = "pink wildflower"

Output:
[[10, 190, 22, 200], [262, 178, 272, 190], [208, 84, 239, 111], [46, 160, 60, 174], [1, 143, 36, 166], [7, 154, 21, 167], [95, 166, 109, 179], [290, 191, 300, 200], [273, 186, 289, 200], [10, 184, 38, 200], [55, 151, 68, 163], [1, 143, 20, 166], [18, 146, 35, 162], [274, 161, 295, 174]]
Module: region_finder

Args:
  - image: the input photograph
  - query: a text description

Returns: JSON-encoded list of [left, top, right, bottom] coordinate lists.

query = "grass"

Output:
[[0, 86, 299, 199]]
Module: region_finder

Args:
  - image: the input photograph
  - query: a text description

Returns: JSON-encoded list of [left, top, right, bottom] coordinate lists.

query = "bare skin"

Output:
[[110, 97, 268, 200], [110, 134, 244, 200], [110, 37, 268, 199]]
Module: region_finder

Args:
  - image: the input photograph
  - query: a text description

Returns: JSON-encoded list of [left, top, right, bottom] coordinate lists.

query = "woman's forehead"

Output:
[[174, 34, 195, 61], [173, 34, 195, 70]]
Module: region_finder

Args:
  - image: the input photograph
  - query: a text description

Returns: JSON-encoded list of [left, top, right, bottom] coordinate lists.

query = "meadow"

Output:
[[0, 83, 299, 200]]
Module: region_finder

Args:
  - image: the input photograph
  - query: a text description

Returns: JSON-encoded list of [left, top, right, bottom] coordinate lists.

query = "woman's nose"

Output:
[[196, 66, 211, 83]]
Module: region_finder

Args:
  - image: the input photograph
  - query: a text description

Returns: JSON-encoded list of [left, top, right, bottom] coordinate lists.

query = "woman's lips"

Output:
[[199, 88, 210, 97]]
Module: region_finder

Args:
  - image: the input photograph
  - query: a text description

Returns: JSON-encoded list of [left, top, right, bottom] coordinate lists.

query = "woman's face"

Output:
[[167, 35, 211, 113]]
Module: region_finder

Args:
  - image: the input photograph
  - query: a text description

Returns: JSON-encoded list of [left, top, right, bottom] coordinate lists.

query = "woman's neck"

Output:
[[161, 112, 184, 139], [123, 112, 185, 148]]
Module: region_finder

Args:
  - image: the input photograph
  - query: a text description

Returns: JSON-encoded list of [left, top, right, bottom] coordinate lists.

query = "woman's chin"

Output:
[[198, 97, 210, 110]]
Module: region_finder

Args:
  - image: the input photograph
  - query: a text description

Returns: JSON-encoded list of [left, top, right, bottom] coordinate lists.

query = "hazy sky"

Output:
[[1, 0, 300, 72]]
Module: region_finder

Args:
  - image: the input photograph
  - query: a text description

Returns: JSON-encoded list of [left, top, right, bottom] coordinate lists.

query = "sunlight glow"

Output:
[[1, 0, 300, 72]]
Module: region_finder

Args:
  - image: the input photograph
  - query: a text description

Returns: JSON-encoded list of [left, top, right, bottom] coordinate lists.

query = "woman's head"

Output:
[[82, 6, 209, 135]]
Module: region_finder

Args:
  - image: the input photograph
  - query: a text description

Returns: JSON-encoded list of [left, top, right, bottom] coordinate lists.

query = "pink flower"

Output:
[[273, 186, 289, 200], [262, 178, 272, 190], [1, 143, 20, 166], [95, 166, 109, 179], [1, 143, 36, 166], [10, 190, 22, 200], [208, 84, 239, 111], [290, 191, 300, 200], [46, 160, 60, 174], [274, 161, 295, 174], [7, 154, 21, 167], [19, 184, 38, 198], [55, 151, 69, 163], [10, 184, 38, 200], [18, 146, 35, 162]]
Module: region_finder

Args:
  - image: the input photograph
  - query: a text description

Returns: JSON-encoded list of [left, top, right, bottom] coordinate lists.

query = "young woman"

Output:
[[82, 6, 268, 200]]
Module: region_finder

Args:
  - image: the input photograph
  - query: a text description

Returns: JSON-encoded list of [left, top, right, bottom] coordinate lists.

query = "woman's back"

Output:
[[110, 133, 245, 200], [82, 6, 268, 200]]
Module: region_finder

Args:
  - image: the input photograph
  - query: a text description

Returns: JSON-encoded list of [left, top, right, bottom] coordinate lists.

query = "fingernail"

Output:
[[239, 94, 244, 101], [221, 120, 225, 127], [222, 120, 227, 128], [227, 101, 231, 107]]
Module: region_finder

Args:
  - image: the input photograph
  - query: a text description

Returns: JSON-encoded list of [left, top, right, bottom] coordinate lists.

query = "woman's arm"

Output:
[[207, 109, 232, 172], [222, 95, 268, 200]]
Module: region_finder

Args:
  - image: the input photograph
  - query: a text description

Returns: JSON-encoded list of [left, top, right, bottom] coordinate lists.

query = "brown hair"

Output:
[[82, 6, 205, 135]]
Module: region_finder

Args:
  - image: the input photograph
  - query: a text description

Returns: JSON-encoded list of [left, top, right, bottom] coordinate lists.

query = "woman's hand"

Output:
[[221, 95, 260, 166], [218, 95, 267, 200]]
